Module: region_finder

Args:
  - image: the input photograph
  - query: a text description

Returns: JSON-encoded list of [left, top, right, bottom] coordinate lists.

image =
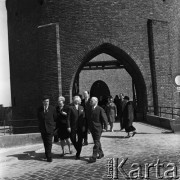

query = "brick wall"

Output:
[[79, 69, 133, 100], [6, 0, 41, 120], [6, 0, 180, 133]]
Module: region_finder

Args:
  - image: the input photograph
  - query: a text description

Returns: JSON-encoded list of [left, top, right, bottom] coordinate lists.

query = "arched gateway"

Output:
[[72, 43, 147, 121]]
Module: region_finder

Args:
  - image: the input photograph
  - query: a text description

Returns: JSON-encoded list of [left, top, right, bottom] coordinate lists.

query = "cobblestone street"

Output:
[[0, 122, 180, 180]]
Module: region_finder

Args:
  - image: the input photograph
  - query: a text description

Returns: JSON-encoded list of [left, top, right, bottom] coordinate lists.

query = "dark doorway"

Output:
[[90, 80, 110, 101]]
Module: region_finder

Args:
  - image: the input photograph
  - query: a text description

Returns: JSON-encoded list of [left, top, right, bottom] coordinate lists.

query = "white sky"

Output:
[[0, 0, 11, 107]]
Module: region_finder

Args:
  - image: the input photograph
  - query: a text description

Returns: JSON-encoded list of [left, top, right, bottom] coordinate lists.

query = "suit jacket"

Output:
[[87, 105, 108, 135], [37, 105, 56, 134], [67, 104, 85, 132], [81, 98, 91, 128]]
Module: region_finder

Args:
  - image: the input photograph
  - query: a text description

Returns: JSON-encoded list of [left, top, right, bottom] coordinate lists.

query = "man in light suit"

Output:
[[67, 96, 85, 160], [37, 95, 56, 162], [87, 97, 108, 163]]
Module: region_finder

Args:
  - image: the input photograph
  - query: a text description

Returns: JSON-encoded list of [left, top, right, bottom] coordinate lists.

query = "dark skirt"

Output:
[[58, 123, 70, 140], [122, 118, 136, 132], [125, 125, 136, 133]]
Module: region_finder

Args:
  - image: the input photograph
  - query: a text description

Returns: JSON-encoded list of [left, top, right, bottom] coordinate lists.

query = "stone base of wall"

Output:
[[146, 114, 180, 133], [0, 133, 42, 148], [11, 119, 39, 134]]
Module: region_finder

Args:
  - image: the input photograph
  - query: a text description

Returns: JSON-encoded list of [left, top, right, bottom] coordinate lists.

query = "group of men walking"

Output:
[[37, 91, 136, 163], [37, 92, 108, 163]]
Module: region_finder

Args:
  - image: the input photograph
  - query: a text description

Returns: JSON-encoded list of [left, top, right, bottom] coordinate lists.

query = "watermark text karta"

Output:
[[107, 158, 179, 179]]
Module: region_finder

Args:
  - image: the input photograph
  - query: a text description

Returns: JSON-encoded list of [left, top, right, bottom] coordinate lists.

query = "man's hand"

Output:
[[67, 128, 71, 133], [62, 111, 67, 115]]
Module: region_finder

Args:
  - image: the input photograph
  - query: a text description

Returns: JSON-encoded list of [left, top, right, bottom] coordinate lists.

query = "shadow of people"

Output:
[[7, 151, 47, 162], [7, 150, 92, 163], [102, 135, 128, 139], [53, 153, 90, 162]]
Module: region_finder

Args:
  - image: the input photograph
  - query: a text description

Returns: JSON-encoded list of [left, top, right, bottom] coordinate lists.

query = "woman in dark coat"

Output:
[[55, 96, 71, 156], [122, 96, 136, 137]]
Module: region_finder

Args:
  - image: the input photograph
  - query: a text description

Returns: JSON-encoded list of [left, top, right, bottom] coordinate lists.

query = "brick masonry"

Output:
[[6, 0, 180, 133], [79, 69, 133, 100]]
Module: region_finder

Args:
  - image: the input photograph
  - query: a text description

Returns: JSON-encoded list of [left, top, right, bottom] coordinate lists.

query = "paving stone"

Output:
[[0, 122, 179, 180]]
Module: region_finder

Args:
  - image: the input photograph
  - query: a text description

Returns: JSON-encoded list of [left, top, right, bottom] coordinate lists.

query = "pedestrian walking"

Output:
[[67, 96, 85, 160], [114, 95, 120, 121], [37, 95, 56, 162], [55, 96, 71, 156], [121, 96, 136, 138], [105, 96, 117, 132], [119, 93, 124, 130], [87, 97, 108, 163]]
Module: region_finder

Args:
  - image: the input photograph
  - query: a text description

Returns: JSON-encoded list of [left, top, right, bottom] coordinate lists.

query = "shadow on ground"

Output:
[[7, 151, 90, 162]]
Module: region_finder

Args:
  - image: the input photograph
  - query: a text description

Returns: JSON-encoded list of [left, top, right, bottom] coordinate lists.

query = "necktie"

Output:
[[44, 106, 48, 113]]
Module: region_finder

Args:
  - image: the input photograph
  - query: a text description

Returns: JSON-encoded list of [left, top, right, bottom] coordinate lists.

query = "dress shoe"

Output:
[[97, 154, 104, 159], [131, 131, 136, 137], [83, 141, 88, 146], [125, 135, 130, 138], [88, 157, 96, 163], [75, 156, 80, 160], [47, 158, 52, 162]]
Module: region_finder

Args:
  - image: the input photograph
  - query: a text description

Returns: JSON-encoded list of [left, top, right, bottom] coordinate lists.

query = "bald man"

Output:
[[87, 97, 108, 163]]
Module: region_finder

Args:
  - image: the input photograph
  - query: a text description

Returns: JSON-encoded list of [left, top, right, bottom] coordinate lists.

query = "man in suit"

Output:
[[67, 95, 85, 160], [37, 95, 56, 162], [81, 91, 91, 146], [118, 93, 124, 130], [87, 97, 108, 163]]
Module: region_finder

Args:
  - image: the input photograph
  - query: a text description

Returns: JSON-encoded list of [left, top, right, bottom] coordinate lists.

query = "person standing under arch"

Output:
[[105, 96, 117, 132], [119, 93, 124, 130], [81, 91, 91, 146]]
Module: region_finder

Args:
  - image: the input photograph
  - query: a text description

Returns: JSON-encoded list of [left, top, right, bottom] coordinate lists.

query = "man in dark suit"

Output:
[[87, 97, 108, 163], [67, 95, 85, 160], [118, 93, 124, 130], [81, 91, 91, 146], [37, 96, 56, 162]]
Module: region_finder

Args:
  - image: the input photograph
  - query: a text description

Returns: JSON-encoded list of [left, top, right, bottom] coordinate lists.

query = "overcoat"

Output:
[[37, 105, 56, 134], [87, 105, 108, 138], [67, 105, 85, 131]]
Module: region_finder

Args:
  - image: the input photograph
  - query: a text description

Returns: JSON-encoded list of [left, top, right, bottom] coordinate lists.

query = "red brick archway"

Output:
[[72, 43, 147, 121]]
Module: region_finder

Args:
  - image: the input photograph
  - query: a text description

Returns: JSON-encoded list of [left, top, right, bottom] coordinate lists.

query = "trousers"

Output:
[[41, 132, 53, 159], [70, 129, 83, 157]]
